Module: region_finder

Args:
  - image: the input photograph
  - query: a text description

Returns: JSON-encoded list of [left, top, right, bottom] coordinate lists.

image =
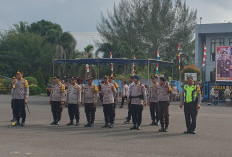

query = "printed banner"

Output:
[[216, 46, 232, 81]]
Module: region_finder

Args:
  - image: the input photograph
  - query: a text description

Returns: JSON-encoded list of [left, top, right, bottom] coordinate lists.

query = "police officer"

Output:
[[11, 71, 29, 127], [101, 75, 117, 128], [120, 81, 128, 108], [49, 76, 65, 125], [66, 77, 81, 126], [10, 75, 17, 122], [148, 75, 159, 126], [129, 75, 146, 130], [83, 77, 98, 127], [180, 75, 201, 134], [157, 77, 172, 132], [124, 76, 134, 124], [109, 77, 119, 109]]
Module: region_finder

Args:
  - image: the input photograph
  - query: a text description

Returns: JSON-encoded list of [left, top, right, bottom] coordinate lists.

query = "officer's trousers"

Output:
[[103, 104, 115, 124], [126, 102, 132, 121], [150, 102, 159, 122], [184, 102, 198, 131], [131, 104, 143, 126], [85, 103, 96, 124], [13, 99, 26, 123], [51, 101, 63, 122], [120, 96, 127, 108], [158, 101, 169, 127], [11, 99, 15, 119], [68, 104, 79, 122]]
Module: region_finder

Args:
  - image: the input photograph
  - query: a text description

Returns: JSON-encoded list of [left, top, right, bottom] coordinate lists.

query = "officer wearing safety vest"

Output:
[[11, 71, 29, 127], [180, 75, 201, 134]]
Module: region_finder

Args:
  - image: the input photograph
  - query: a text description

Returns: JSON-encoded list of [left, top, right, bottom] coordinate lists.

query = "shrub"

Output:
[[29, 84, 41, 95], [181, 65, 200, 81], [24, 76, 38, 85], [39, 84, 47, 93], [2, 79, 12, 88]]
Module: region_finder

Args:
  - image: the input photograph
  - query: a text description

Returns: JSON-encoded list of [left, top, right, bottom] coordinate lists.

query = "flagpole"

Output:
[[178, 44, 181, 82]]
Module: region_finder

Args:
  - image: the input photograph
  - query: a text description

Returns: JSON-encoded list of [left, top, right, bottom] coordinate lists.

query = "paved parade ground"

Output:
[[0, 94, 231, 157]]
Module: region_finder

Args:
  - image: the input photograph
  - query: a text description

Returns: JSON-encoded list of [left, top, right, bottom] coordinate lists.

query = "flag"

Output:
[[178, 44, 181, 70], [110, 52, 113, 76], [86, 64, 89, 73], [110, 52, 112, 59], [86, 52, 89, 73], [157, 50, 160, 61], [156, 50, 160, 75], [202, 43, 207, 67], [132, 55, 136, 75], [86, 52, 88, 59]]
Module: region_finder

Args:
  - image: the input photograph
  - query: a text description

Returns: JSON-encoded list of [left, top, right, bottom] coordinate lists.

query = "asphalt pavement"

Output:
[[0, 94, 231, 157]]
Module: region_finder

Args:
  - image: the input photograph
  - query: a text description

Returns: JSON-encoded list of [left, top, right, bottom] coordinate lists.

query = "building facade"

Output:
[[195, 23, 232, 82]]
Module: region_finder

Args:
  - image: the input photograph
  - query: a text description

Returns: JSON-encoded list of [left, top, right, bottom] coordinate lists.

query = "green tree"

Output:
[[97, 0, 197, 79]]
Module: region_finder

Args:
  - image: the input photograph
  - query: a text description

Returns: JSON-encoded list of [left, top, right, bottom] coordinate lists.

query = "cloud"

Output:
[[185, 0, 232, 24], [1, 0, 232, 50]]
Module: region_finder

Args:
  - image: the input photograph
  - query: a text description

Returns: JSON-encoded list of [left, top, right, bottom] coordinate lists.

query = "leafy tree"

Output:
[[35, 67, 46, 91], [97, 0, 197, 79]]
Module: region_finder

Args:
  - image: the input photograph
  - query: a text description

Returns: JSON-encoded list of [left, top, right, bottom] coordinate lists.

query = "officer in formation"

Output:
[[49, 76, 66, 125], [148, 75, 159, 126], [124, 76, 134, 124], [101, 75, 117, 128], [9, 72, 202, 134], [180, 75, 201, 134], [11, 71, 29, 127], [10, 75, 17, 122], [157, 77, 172, 132], [66, 77, 81, 126], [120, 81, 128, 108], [128, 75, 147, 130], [109, 77, 119, 109], [83, 77, 99, 127]]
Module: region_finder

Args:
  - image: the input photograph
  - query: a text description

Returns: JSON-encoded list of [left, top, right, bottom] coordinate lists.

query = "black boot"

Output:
[[164, 125, 168, 132], [136, 125, 141, 130], [102, 123, 109, 128], [130, 124, 137, 130], [184, 128, 191, 134], [66, 121, 74, 126], [21, 121, 25, 127], [150, 120, 155, 125], [15, 121, 20, 127], [75, 121, 79, 126], [159, 124, 165, 132], [89, 123, 94, 127], [84, 122, 91, 127], [108, 123, 114, 128], [50, 121, 56, 125]]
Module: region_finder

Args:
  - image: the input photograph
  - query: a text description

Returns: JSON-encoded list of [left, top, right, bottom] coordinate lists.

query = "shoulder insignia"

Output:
[[24, 80, 29, 88], [61, 84, 65, 92], [94, 85, 99, 92]]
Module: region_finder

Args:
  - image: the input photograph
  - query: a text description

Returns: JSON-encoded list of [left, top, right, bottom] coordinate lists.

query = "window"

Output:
[[229, 38, 232, 46], [210, 38, 225, 61]]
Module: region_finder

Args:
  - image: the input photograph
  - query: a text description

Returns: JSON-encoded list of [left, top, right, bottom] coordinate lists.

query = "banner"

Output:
[[216, 46, 232, 81], [184, 73, 197, 81]]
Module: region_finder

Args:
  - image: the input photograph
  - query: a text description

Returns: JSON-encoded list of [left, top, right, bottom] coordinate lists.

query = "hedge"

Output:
[[29, 84, 41, 95], [24, 76, 38, 85]]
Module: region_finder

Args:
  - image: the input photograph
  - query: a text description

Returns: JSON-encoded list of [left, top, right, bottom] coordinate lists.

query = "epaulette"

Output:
[[24, 80, 29, 88], [61, 84, 65, 92]]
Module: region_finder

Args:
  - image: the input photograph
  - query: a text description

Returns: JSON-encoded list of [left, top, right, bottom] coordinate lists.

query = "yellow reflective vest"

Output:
[[183, 84, 200, 103]]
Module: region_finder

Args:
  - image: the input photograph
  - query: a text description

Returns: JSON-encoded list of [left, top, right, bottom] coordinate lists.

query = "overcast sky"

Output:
[[1, 0, 232, 51]]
